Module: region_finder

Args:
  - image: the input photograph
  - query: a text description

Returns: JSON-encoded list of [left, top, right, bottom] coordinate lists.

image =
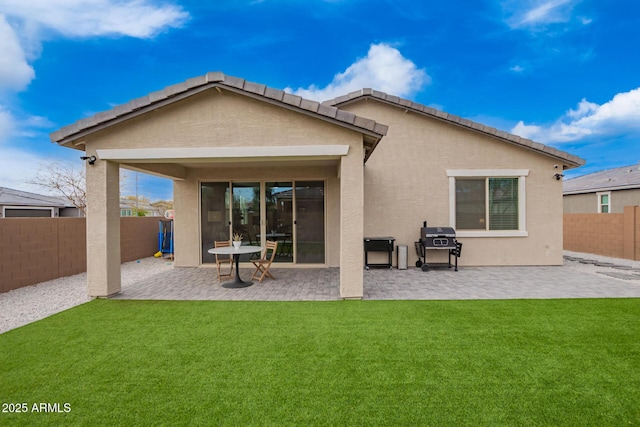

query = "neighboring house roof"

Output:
[[563, 163, 640, 195], [323, 89, 585, 169], [120, 198, 162, 216], [0, 187, 74, 208], [49, 72, 389, 162]]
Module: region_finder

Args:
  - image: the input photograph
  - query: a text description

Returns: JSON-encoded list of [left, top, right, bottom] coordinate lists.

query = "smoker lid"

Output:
[[364, 237, 395, 241]]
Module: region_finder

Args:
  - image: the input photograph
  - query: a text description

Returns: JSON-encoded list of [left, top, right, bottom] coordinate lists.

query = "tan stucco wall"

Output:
[[85, 90, 359, 151], [342, 101, 566, 266], [564, 189, 640, 213]]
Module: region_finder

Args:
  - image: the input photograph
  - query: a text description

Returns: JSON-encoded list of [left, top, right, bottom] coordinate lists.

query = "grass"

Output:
[[1, 298, 639, 426]]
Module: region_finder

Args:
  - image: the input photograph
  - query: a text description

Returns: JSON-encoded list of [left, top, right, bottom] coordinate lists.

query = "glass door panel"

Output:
[[201, 182, 231, 264], [231, 182, 261, 261], [295, 181, 325, 263], [266, 182, 293, 263]]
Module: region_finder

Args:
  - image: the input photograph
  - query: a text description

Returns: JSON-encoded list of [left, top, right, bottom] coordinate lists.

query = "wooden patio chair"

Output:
[[214, 240, 234, 281], [251, 240, 278, 282]]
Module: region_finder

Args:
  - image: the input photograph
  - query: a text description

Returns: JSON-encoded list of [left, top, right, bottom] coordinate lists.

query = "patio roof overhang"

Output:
[[51, 72, 388, 163], [96, 145, 351, 180]]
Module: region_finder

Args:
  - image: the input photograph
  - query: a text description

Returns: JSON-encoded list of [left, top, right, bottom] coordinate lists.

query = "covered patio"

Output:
[[51, 73, 388, 300]]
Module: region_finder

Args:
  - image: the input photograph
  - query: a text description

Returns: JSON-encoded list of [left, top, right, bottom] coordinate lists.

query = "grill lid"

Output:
[[423, 227, 456, 237]]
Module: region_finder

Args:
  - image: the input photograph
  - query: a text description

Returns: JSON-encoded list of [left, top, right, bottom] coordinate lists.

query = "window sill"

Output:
[[456, 230, 528, 238]]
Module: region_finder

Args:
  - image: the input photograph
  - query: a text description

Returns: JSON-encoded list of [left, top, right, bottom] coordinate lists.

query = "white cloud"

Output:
[[511, 87, 640, 143], [503, 0, 583, 29], [0, 15, 35, 93], [0, 0, 189, 38], [286, 43, 430, 101], [0, 1, 188, 95]]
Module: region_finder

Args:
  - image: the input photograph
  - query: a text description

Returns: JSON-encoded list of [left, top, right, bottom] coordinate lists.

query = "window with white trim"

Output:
[[597, 192, 611, 213], [447, 170, 528, 237]]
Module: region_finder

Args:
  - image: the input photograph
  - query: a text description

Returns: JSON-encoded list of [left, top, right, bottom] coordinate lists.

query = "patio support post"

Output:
[[339, 147, 365, 299], [86, 158, 121, 297]]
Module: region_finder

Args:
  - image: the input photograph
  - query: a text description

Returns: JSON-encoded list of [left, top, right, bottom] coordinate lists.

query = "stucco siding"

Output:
[[615, 189, 640, 212], [343, 101, 564, 266], [83, 90, 359, 152], [563, 193, 594, 213], [564, 189, 640, 213]]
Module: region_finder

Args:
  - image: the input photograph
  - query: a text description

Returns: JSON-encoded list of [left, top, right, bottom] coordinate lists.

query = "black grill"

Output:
[[422, 226, 457, 249], [416, 221, 462, 271]]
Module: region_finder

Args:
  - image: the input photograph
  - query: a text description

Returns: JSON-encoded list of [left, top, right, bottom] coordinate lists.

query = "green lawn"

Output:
[[1, 299, 639, 426]]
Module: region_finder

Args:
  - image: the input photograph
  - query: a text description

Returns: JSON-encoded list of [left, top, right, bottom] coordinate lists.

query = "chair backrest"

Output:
[[214, 240, 232, 261], [264, 240, 278, 262]]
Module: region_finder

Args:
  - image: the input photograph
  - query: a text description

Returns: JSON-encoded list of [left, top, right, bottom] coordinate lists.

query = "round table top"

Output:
[[207, 245, 263, 255]]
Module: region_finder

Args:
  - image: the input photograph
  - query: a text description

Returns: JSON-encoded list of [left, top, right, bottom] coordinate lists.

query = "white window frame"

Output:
[[447, 169, 528, 237], [597, 191, 611, 213]]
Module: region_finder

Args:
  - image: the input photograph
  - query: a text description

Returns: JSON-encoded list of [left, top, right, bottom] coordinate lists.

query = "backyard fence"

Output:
[[0, 217, 160, 293], [564, 205, 640, 261]]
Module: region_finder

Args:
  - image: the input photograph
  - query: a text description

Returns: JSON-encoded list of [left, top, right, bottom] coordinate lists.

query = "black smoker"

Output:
[[415, 221, 462, 271]]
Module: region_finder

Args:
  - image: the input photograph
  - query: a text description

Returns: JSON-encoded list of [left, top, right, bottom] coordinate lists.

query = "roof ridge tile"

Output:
[[205, 72, 225, 83]]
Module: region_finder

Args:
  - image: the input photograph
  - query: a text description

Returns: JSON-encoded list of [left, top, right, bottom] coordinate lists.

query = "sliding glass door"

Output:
[[266, 182, 293, 263], [201, 182, 230, 264], [295, 181, 325, 263], [231, 182, 261, 261], [201, 180, 325, 264]]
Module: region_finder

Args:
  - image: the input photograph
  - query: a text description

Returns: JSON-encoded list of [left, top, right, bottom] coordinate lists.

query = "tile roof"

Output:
[[50, 72, 388, 162], [0, 187, 74, 207], [563, 163, 640, 194], [323, 88, 585, 169]]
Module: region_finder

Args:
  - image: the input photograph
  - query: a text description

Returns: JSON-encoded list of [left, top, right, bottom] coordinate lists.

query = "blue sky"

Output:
[[1, 0, 639, 201]]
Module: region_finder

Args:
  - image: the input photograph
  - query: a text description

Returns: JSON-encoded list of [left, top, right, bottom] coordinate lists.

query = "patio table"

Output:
[[207, 245, 263, 288]]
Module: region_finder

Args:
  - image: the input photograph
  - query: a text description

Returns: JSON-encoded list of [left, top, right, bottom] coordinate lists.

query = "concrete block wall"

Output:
[[0, 217, 161, 293], [564, 206, 639, 260], [0, 219, 60, 291], [121, 217, 162, 263], [58, 218, 87, 278]]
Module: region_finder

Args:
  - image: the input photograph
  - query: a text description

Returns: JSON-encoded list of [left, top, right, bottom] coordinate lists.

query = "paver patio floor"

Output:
[[111, 262, 640, 301]]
